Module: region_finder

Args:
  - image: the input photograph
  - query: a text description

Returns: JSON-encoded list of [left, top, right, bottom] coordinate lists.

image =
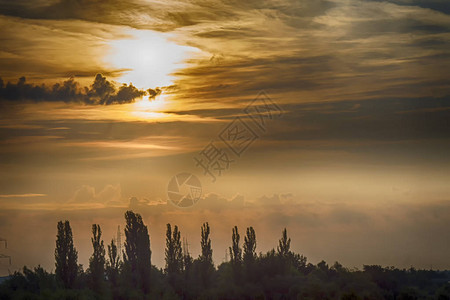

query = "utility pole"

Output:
[[115, 226, 122, 261], [182, 237, 190, 257]]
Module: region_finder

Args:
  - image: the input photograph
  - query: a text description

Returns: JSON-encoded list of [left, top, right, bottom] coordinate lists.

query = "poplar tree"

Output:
[[165, 224, 183, 284], [229, 226, 242, 281], [89, 224, 105, 293], [199, 222, 214, 287], [106, 238, 120, 286], [243, 226, 257, 281], [55, 220, 78, 289], [123, 211, 152, 294], [277, 228, 291, 258]]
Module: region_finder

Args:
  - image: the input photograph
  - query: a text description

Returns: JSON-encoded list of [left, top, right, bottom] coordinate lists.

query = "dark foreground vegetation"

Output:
[[0, 211, 449, 300]]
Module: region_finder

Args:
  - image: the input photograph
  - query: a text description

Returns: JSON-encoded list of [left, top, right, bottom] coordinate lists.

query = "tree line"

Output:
[[0, 210, 449, 299]]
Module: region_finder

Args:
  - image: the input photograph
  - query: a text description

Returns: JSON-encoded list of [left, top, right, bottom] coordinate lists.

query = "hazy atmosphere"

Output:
[[0, 0, 449, 278]]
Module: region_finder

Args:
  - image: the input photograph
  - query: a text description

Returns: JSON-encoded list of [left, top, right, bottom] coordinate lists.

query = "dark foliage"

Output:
[[123, 210, 152, 295], [1, 216, 449, 300], [88, 224, 106, 295], [165, 223, 183, 294], [54, 220, 78, 289]]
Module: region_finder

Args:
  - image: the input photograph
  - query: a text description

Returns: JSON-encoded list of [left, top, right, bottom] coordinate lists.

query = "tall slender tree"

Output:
[[123, 210, 152, 294], [277, 228, 291, 258], [55, 220, 78, 289], [243, 226, 257, 281], [243, 227, 256, 263], [106, 238, 120, 286], [229, 226, 242, 281], [199, 222, 214, 288], [165, 224, 183, 285], [89, 224, 105, 293]]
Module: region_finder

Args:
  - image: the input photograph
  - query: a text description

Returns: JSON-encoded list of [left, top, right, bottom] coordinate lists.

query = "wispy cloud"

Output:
[[0, 193, 46, 198]]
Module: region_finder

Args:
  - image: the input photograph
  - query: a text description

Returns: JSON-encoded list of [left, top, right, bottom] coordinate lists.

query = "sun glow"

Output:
[[107, 29, 197, 89], [136, 94, 167, 110]]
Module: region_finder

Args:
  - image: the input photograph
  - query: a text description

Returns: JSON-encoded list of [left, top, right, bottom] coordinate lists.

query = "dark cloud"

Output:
[[367, 0, 450, 15], [272, 96, 450, 142], [0, 74, 159, 105], [147, 87, 162, 99], [0, 0, 239, 31], [164, 95, 450, 148], [0, 0, 153, 29], [346, 19, 450, 39], [0, 0, 339, 33]]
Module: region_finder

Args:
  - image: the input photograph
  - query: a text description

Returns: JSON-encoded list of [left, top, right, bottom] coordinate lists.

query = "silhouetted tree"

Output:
[[55, 220, 78, 289], [243, 226, 257, 281], [277, 228, 291, 257], [274, 228, 308, 275], [199, 222, 214, 288], [165, 224, 183, 288], [106, 238, 120, 287], [123, 210, 152, 294], [229, 226, 242, 282], [88, 224, 105, 293]]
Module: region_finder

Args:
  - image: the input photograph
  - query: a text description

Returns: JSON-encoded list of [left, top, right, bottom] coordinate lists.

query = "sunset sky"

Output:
[[0, 0, 449, 275]]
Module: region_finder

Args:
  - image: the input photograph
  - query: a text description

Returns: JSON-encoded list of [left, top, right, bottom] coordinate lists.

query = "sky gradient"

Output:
[[0, 0, 449, 275]]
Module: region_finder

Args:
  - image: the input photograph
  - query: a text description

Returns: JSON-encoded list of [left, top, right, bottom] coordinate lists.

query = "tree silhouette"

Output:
[[54, 220, 78, 289], [107, 239, 120, 271], [229, 226, 242, 282], [123, 210, 151, 294], [276, 227, 307, 275], [88, 224, 105, 293], [106, 238, 120, 287], [199, 222, 214, 288], [165, 223, 183, 288], [243, 226, 257, 282], [277, 228, 291, 258]]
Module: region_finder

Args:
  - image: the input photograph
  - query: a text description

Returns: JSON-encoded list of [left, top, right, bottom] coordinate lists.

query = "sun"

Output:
[[107, 29, 197, 89], [127, 93, 174, 120], [134, 94, 167, 112]]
